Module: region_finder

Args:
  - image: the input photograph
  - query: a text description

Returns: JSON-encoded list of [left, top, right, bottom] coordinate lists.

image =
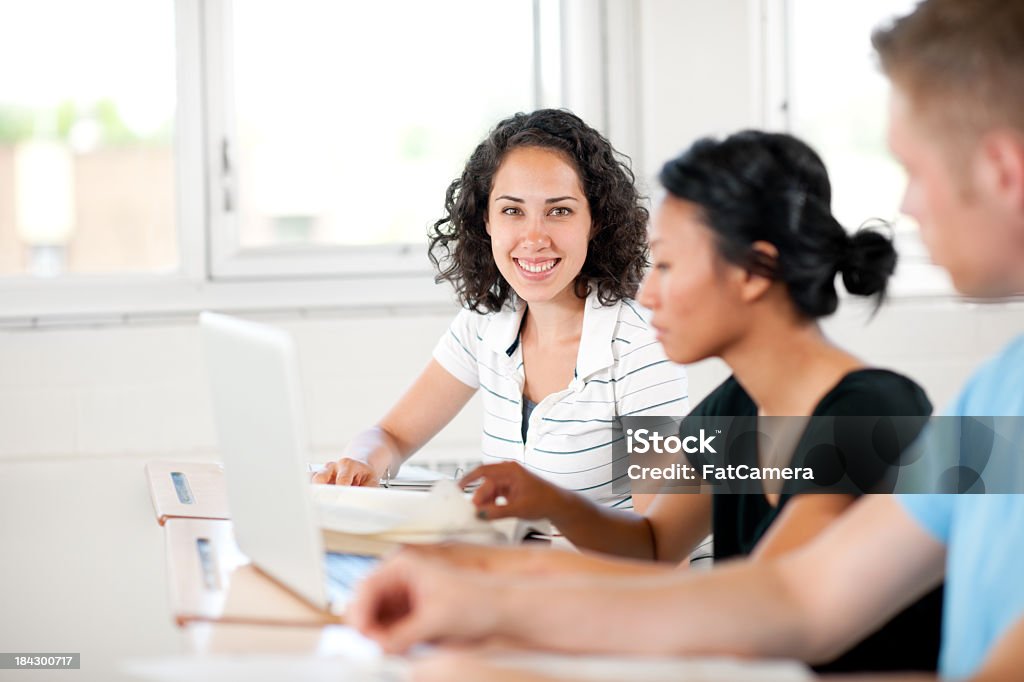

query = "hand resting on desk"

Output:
[[313, 458, 380, 487]]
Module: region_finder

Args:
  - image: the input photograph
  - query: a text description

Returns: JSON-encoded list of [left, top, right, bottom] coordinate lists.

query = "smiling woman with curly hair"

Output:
[[429, 108, 650, 312], [316, 109, 688, 515]]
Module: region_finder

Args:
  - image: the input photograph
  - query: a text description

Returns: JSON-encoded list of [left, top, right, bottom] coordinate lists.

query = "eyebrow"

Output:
[[493, 195, 580, 204]]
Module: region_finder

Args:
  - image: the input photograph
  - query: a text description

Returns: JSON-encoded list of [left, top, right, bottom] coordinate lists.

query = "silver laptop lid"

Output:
[[199, 311, 330, 610]]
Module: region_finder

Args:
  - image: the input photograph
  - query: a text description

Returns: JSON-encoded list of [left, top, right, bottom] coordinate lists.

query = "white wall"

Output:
[[636, 0, 759, 183], [0, 308, 481, 464], [1, 0, 1021, 463], [2, 297, 1022, 461]]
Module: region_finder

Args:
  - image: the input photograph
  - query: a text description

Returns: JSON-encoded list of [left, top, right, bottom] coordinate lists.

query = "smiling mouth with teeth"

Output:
[[515, 258, 560, 274]]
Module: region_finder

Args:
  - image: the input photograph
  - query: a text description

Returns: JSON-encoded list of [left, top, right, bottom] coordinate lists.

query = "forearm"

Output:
[[493, 560, 815, 659], [341, 426, 406, 476], [546, 490, 659, 560], [519, 545, 676, 577]]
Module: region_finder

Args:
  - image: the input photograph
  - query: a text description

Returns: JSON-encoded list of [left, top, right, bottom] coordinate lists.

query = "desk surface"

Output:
[[0, 456, 188, 681], [0, 456, 809, 682]]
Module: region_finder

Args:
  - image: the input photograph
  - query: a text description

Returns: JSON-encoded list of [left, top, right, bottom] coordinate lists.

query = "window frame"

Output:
[[754, 0, 961, 300], [203, 0, 459, 281], [1, 0, 641, 326]]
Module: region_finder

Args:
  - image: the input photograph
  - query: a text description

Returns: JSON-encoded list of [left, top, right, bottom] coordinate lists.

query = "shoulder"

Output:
[[606, 299, 660, 368], [609, 299, 656, 346], [688, 376, 754, 416], [949, 334, 1024, 416], [896, 494, 956, 544], [817, 369, 932, 416], [445, 305, 510, 346], [596, 299, 688, 413], [448, 306, 489, 334], [607, 299, 683, 375]]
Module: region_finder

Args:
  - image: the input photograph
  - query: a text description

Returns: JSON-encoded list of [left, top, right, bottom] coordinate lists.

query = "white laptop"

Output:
[[199, 311, 378, 616]]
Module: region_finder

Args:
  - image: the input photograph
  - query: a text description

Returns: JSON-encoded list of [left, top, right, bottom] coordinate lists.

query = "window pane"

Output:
[[231, 0, 535, 248], [789, 1, 924, 255], [0, 1, 177, 277]]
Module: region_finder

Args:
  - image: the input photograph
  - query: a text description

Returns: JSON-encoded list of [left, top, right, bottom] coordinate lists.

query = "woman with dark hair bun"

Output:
[[316, 109, 688, 515], [350, 131, 943, 675], [657, 130, 897, 319], [643, 136, 942, 676]]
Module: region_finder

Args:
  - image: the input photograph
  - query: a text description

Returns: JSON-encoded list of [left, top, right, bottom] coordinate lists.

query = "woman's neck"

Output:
[[721, 316, 864, 417], [521, 291, 586, 347]]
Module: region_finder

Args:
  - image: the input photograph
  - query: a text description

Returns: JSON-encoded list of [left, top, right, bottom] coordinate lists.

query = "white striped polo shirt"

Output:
[[433, 291, 690, 507]]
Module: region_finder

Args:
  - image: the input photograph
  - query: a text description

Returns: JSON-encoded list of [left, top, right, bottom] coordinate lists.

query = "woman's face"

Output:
[[486, 146, 592, 307], [639, 196, 748, 364]]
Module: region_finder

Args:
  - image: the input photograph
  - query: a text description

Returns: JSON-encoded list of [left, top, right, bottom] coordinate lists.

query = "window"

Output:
[[0, 0, 177, 278], [2, 1, 638, 323], [766, 0, 955, 296], [0, 0, 638, 324], [208, 0, 539, 278]]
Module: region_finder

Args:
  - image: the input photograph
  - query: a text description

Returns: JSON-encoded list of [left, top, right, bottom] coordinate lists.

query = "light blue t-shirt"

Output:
[[899, 334, 1024, 679]]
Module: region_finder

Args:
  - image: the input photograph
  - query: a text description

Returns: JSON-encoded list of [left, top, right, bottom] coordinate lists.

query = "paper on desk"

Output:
[[383, 463, 448, 485], [311, 479, 499, 539]]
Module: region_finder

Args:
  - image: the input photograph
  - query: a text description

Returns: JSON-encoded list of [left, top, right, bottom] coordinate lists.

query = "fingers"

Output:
[[467, 462, 519, 505], [460, 461, 519, 488], [458, 464, 490, 488], [311, 461, 337, 484], [475, 501, 517, 521], [351, 550, 500, 654], [471, 476, 502, 507], [470, 477, 519, 520], [348, 557, 416, 644], [349, 554, 445, 654], [314, 459, 379, 487], [465, 462, 552, 520], [334, 460, 361, 486]]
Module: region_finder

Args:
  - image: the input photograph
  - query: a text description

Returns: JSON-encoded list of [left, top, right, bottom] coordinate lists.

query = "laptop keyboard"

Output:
[[324, 552, 379, 604]]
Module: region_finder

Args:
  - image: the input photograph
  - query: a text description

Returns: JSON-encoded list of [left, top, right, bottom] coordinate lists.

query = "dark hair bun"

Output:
[[659, 130, 898, 319], [840, 228, 897, 298]]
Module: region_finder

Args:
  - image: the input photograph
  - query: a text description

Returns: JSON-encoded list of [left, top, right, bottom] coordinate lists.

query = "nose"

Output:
[[898, 180, 919, 222], [638, 270, 657, 308], [521, 215, 551, 250], [898, 186, 911, 218]]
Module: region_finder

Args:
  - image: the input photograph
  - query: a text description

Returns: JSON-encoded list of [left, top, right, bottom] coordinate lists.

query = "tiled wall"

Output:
[[0, 298, 1020, 462]]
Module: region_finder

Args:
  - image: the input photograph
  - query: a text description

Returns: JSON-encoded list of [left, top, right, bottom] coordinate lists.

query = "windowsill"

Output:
[[3, 258, 1020, 330], [0, 272, 458, 329]]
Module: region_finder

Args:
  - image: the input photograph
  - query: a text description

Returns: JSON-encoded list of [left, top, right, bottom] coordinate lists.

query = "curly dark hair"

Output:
[[428, 109, 649, 313]]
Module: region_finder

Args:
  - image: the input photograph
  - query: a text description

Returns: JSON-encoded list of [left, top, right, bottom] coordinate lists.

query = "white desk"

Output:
[[0, 456, 189, 681], [0, 456, 809, 682]]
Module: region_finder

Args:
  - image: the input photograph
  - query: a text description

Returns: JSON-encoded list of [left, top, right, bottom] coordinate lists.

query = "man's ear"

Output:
[[976, 129, 1024, 214], [739, 240, 778, 303]]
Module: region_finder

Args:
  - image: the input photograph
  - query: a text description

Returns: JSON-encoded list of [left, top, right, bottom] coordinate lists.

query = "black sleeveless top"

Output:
[[688, 370, 943, 673]]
